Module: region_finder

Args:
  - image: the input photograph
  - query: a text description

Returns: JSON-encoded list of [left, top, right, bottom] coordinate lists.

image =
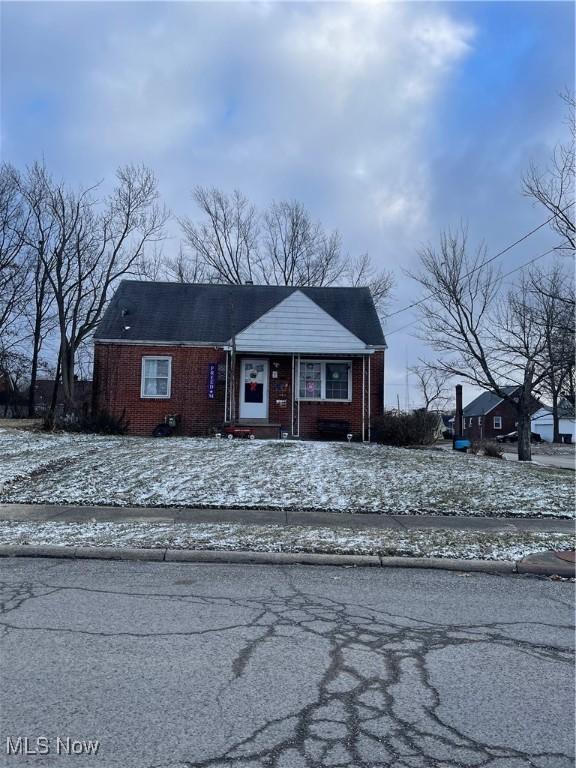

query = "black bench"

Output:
[[317, 419, 351, 440]]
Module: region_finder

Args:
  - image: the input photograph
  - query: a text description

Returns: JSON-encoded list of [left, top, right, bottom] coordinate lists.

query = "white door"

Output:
[[239, 359, 269, 420]]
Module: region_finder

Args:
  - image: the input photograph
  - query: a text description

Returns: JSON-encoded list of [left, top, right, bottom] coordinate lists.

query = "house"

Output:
[[461, 386, 540, 441], [531, 398, 576, 443], [92, 281, 387, 439]]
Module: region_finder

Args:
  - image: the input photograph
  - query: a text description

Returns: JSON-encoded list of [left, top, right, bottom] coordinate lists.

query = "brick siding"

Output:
[[93, 344, 384, 439]]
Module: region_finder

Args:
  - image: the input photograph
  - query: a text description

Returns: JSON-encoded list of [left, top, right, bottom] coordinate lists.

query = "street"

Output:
[[0, 558, 574, 768]]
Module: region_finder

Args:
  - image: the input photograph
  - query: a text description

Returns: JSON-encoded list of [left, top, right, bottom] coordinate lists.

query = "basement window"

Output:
[[298, 360, 352, 401], [141, 356, 172, 398]]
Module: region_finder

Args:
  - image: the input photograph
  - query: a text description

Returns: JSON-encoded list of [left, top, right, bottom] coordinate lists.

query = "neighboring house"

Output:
[[93, 281, 387, 439], [531, 398, 576, 443], [461, 386, 541, 441]]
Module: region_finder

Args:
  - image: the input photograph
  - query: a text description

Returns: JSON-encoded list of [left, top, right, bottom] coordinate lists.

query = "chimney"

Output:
[[455, 384, 463, 438], [245, 280, 254, 286]]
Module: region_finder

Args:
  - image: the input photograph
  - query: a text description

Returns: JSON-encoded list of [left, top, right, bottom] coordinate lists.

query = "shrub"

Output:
[[482, 441, 504, 459], [372, 410, 440, 447], [468, 441, 482, 455], [42, 409, 129, 436]]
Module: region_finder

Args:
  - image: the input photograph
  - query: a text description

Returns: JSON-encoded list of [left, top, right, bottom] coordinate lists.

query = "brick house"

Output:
[[93, 281, 387, 439], [461, 386, 540, 441]]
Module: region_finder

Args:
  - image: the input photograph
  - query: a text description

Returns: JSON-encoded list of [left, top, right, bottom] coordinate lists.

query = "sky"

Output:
[[1, 0, 574, 407]]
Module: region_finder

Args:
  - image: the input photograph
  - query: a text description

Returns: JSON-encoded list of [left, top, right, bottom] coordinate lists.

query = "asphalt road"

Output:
[[0, 559, 574, 768]]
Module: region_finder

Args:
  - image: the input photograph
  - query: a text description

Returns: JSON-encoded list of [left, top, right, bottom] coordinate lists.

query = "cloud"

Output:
[[2, 1, 572, 405], [63, 2, 474, 243]]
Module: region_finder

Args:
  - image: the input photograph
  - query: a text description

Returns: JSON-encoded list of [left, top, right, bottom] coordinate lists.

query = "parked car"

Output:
[[496, 431, 542, 443]]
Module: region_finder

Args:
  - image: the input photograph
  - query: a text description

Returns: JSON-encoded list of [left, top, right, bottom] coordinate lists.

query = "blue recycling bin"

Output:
[[453, 438, 471, 452]]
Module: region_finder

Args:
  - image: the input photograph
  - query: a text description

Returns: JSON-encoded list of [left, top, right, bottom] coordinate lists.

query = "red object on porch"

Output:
[[223, 426, 255, 439]]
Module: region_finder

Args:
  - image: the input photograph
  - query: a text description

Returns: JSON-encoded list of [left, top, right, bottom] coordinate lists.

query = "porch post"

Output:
[[291, 354, 295, 437], [297, 354, 301, 437], [362, 355, 366, 442], [224, 351, 229, 423], [368, 355, 371, 442]]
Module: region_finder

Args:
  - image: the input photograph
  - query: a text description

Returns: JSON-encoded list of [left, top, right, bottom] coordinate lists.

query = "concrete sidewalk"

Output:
[[0, 502, 573, 533], [503, 452, 576, 470]]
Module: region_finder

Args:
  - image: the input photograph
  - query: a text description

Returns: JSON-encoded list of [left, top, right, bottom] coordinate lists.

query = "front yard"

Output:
[[0, 428, 573, 518]]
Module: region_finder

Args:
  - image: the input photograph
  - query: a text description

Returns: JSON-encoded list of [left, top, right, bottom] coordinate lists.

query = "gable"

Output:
[[232, 290, 369, 353]]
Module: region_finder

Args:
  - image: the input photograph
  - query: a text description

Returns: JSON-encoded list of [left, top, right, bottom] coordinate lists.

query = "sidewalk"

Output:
[[0, 503, 573, 577], [503, 452, 575, 470], [0, 502, 573, 533]]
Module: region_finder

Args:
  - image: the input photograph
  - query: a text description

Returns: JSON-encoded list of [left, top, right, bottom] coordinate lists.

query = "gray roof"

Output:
[[94, 281, 386, 347], [463, 386, 519, 417]]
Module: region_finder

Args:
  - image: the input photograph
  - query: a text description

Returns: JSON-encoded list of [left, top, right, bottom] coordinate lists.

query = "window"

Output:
[[300, 361, 322, 399], [141, 356, 172, 398], [469, 417, 473, 427], [478, 417, 483, 426], [298, 360, 351, 401], [493, 415, 502, 430]]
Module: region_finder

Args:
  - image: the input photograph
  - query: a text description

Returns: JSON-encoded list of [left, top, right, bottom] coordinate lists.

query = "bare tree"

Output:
[[164, 246, 210, 284], [346, 252, 394, 316], [179, 190, 393, 313], [0, 164, 29, 347], [413, 228, 554, 461], [530, 263, 575, 441], [523, 90, 575, 253], [180, 187, 260, 284], [261, 200, 348, 287], [262, 200, 322, 285], [409, 362, 452, 411], [21, 163, 167, 411]]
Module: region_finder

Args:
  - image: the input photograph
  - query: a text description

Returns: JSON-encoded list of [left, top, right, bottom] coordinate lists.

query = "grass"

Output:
[[0, 520, 572, 561], [0, 428, 573, 518]]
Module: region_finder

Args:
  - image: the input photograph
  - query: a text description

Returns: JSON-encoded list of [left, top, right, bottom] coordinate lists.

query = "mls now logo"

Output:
[[6, 736, 100, 756]]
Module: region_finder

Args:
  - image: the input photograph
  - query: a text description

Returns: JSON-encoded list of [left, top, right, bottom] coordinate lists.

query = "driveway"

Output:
[[0, 558, 573, 767]]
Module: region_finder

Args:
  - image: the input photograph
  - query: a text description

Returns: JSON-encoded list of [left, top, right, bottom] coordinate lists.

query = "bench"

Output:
[[317, 419, 351, 439]]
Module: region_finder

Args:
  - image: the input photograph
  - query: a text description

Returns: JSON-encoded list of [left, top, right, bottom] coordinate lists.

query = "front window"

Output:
[[478, 417, 483, 426], [493, 415, 502, 429], [141, 356, 172, 398], [300, 361, 322, 399], [298, 360, 351, 401]]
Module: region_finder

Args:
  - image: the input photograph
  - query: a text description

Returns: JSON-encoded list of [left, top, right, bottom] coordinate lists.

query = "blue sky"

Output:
[[1, 1, 573, 406]]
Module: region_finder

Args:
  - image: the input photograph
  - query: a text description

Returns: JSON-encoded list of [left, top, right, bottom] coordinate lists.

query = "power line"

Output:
[[383, 203, 574, 322], [384, 242, 566, 338]]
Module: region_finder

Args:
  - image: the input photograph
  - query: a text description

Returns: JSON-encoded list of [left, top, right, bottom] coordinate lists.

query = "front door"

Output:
[[239, 359, 269, 420]]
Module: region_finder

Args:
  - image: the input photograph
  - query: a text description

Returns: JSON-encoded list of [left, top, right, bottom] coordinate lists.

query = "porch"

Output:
[[222, 352, 384, 441]]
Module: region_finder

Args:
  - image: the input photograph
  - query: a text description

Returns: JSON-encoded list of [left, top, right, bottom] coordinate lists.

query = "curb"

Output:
[[0, 544, 573, 576]]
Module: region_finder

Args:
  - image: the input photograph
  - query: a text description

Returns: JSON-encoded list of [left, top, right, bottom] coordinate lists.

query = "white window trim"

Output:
[[493, 415, 502, 430], [141, 356, 172, 399], [297, 359, 352, 402]]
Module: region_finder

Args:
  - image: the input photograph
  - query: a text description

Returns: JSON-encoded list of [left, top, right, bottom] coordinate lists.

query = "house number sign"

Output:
[[207, 363, 217, 400]]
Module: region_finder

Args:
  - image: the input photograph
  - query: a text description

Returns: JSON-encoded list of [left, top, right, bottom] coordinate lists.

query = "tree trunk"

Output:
[[27, 314, 43, 417], [49, 351, 61, 415], [517, 409, 532, 461], [60, 342, 76, 414], [552, 391, 560, 443]]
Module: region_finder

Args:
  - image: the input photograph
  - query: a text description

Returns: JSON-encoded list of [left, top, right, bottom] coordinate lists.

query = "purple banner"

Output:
[[207, 363, 217, 400]]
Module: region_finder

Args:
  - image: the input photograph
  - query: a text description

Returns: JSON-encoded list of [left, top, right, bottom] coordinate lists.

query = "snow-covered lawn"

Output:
[[0, 520, 573, 561], [0, 428, 573, 518]]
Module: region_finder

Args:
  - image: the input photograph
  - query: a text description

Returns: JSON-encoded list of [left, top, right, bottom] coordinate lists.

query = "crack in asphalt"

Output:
[[0, 574, 573, 768]]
